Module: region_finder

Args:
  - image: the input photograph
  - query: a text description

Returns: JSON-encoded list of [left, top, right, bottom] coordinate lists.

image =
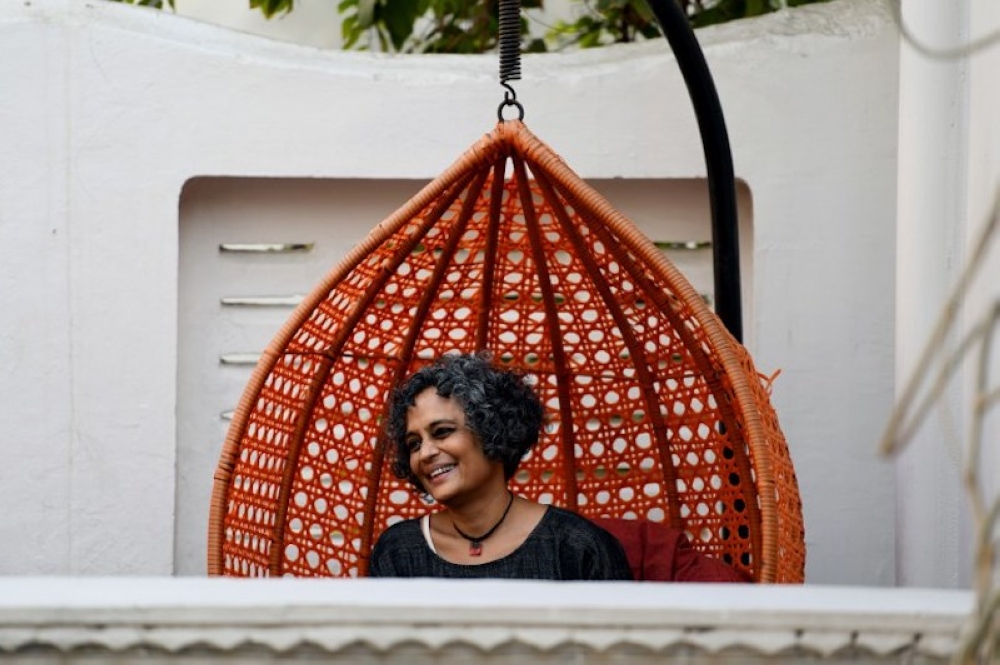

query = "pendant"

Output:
[[469, 541, 483, 556]]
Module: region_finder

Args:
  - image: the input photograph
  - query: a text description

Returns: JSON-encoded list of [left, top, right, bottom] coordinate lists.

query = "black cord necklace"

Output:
[[453, 491, 515, 557]]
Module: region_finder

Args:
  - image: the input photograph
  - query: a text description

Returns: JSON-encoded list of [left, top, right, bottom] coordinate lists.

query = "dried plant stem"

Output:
[[891, 310, 997, 450], [878, 187, 1000, 665], [955, 587, 1000, 663], [890, 0, 1000, 59], [880, 187, 1000, 456]]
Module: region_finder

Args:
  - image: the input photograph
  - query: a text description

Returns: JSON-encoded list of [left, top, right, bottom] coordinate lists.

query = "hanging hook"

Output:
[[497, 0, 524, 122], [497, 82, 525, 122]]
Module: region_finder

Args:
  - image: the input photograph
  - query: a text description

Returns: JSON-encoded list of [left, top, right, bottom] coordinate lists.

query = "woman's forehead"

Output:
[[407, 388, 464, 424]]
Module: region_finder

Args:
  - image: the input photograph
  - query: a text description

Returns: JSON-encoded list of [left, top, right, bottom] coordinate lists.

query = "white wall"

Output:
[[893, 0, 972, 589], [0, 0, 900, 583], [892, 0, 1000, 589], [964, 1, 1000, 532]]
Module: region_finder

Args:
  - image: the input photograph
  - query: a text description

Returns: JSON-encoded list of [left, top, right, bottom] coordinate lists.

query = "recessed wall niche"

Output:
[[175, 176, 753, 575]]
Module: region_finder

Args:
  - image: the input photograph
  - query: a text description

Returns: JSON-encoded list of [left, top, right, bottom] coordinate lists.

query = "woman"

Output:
[[368, 353, 632, 580]]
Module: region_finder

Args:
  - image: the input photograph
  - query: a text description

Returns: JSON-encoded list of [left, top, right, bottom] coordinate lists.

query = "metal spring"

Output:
[[498, 0, 521, 83]]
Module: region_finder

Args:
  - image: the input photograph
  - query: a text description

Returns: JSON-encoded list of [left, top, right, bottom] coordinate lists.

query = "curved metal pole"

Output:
[[643, 0, 743, 343]]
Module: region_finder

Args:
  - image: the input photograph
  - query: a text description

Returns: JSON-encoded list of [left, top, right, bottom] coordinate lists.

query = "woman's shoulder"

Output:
[[531, 505, 632, 580], [368, 516, 430, 577], [537, 506, 621, 544], [542, 505, 606, 530], [372, 516, 424, 552]]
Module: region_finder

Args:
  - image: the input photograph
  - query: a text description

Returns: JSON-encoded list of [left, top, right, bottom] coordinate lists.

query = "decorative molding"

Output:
[[0, 579, 970, 661]]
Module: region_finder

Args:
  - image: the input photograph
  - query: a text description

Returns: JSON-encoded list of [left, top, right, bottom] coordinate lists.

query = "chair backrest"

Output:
[[207, 120, 805, 582]]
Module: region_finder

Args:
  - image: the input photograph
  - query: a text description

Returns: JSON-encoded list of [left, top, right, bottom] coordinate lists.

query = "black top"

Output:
[[368, 506, 633, 580]]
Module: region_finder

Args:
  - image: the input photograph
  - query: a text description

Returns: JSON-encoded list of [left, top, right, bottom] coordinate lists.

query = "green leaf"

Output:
[[524, 37, 547, 53], [579, 31, 602, 48], [382, 0, 422, 51], [341, 13, 361, 47], [630, 0, 654, 23], [356, 0, 378, 28], [249, 0, 294, 19]]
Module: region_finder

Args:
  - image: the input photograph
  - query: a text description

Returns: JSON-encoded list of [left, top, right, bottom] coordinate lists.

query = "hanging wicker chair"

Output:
[[207, 119, 805, 583]]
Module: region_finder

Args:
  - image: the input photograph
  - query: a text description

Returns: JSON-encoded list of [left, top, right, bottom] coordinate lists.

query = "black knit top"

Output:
[[368, 506, 632, 580]]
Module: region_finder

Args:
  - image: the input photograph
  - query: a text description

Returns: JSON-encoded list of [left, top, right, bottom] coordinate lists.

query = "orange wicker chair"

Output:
[[207, 120, 805, 583]]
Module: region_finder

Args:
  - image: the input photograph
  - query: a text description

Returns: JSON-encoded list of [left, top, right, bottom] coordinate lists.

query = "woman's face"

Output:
[[405, 388, 504, 505]]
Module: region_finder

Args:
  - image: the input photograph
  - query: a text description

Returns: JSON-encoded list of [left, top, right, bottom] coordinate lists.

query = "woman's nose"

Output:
[[418, 438, 439, 460]]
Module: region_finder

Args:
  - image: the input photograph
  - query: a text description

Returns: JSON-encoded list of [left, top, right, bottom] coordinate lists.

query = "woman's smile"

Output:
[[427, 464, 455, 481]]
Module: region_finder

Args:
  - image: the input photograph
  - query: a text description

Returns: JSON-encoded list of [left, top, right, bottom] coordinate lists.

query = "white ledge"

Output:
[[0, 578, 972, 661]]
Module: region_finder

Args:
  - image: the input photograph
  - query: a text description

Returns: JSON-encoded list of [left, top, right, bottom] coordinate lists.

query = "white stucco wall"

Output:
[[892, 0, 1000, 589], [0, 0, 901, 583], [894, 0, 972, 589], [967, 3, 1000, 539], [963, 0, 1000, 542]]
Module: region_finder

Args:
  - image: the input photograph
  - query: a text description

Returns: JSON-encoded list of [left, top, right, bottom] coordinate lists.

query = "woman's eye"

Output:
[[406, 439, 421, 453], [433, 427, 454, 439]]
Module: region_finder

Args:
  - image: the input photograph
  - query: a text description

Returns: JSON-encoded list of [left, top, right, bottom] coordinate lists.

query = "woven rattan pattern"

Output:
[[208, 121, 805, 583]]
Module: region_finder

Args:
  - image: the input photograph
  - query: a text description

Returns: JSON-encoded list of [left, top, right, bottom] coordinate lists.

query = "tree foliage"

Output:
[[109, 0, 174, 7], [107, 0, 831, 53], [331, 0, 832, 53], [547, 0, 829, 49], [250, 0, 294, 18], [333, 0, 547, 53]]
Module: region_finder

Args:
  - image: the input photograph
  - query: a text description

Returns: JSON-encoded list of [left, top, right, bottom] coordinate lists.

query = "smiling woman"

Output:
[[369, 353, 634, 579]]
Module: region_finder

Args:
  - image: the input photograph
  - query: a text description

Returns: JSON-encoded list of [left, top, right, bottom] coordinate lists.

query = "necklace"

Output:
[[452, 491, 515, 557]]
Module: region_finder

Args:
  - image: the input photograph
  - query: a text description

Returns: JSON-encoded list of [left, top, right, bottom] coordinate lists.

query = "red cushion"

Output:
[[593, 517, 750, 583]]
